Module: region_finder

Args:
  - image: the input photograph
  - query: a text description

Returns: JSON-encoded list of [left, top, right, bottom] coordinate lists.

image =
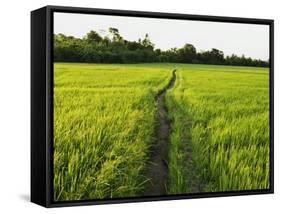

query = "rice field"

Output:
[[53, 63, 173, 201], [53, 62, 270, 201], [166, 64, 270, 193]]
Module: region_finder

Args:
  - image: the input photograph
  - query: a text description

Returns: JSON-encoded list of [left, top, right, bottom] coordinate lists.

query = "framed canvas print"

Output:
[[31, 5, 274, 207]]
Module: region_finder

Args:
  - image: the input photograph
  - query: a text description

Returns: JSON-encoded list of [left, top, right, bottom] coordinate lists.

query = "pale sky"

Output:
[[54, 12, 270, 60]]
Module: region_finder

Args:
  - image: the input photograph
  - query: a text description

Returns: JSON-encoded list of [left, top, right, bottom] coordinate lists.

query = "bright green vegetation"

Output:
[[166, 64, 270, 193], [54, 62, 270, 201], [54, 63, 174, 201]]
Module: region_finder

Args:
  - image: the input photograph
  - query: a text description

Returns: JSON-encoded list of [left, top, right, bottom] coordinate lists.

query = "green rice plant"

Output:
[[167, 64, 270, 193], [53, 63, 173, 201], [54, 62, 270, 200]]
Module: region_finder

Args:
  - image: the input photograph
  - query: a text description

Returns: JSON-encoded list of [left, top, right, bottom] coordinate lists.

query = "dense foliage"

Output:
[[54, 28, 269, 67]]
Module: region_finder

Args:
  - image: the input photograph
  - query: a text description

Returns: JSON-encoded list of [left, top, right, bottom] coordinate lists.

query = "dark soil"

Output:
[[144, 70, 176, 196]]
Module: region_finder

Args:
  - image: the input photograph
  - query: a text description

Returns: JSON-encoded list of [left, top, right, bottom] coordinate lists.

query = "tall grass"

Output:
[[53, 63, 172, 201], [167, 64, 270, 193]]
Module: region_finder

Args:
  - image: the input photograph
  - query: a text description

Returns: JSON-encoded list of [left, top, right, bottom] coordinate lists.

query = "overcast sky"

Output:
[[54, 12, 269, 60]]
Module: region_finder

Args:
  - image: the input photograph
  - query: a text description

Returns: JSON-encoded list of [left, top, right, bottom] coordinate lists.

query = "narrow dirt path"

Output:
[[144, 69, 176, 196]]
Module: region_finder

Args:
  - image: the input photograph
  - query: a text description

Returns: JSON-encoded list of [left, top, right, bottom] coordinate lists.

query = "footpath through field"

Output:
[[144, 69, 176, 196]]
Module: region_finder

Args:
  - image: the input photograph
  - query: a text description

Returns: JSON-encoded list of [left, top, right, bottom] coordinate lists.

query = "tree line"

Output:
[[54, 28, 269, 67]]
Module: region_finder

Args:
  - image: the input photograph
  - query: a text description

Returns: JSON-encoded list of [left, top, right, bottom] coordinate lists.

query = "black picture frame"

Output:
[[31, 5, 274, 208]]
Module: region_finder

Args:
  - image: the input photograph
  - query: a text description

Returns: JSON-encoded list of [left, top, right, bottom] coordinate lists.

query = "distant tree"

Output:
[[198, 48, 224, 64], [109, 27, 122, 42], [54, 34, 84, 62], [141, 34, 154, 50], [102, 36, 111, 46], [155, 49, 161, 55], [85, 30, 102, 43], [178, 43, 197, 63], [53, 29, 269, 67], [210, 48, 224, 64], [126, 41, 141, 51]]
